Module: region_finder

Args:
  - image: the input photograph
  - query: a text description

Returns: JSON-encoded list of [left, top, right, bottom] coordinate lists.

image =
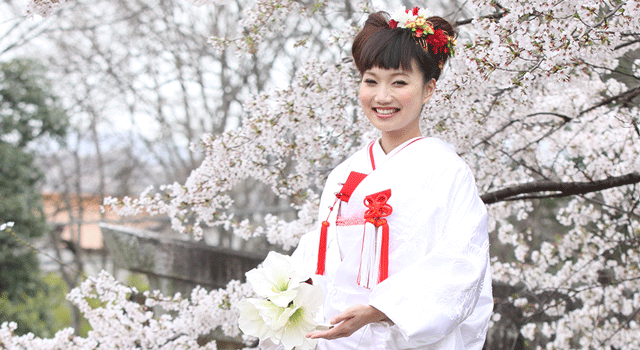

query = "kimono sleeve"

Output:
[[368, 164, 490, 346], [290, 228, 321, 278]]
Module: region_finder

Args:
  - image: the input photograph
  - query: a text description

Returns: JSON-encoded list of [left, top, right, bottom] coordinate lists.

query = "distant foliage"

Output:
[[0, 58, 69, 336]]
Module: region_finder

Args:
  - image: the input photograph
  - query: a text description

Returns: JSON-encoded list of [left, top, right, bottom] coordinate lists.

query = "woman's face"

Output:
[[359, 60, 435, 148]]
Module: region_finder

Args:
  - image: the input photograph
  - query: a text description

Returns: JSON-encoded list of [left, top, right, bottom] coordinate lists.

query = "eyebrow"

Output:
[[363, 71, 410, 78]]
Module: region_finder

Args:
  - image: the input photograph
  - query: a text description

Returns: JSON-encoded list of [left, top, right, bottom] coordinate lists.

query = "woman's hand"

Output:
[[305, 304, 389, 340]]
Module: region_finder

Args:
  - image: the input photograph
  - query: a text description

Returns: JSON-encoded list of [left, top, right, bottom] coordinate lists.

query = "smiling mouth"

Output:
[[373, 107, 400, 116]]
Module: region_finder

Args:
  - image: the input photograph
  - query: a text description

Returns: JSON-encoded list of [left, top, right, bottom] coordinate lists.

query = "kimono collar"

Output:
[[369, 137, 423, 170]]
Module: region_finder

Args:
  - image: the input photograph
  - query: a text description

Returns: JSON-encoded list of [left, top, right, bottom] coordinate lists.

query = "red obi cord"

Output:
[[316, 172, 368, 276], [361, 189, 393, 285], [316, 221, 330, 275]]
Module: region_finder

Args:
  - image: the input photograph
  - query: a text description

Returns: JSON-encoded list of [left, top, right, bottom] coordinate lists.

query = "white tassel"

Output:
[[357, 223, 378, 288]]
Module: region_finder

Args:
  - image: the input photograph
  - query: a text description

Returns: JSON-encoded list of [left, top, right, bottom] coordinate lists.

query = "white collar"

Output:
[[370, 136, 423, 168]]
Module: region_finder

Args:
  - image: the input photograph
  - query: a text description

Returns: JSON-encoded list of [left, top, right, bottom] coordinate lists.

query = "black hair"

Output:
[[352, 11, 456, 82]]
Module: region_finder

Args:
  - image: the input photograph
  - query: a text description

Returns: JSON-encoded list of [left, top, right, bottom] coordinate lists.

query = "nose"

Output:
[[373, 85, 392, 104]]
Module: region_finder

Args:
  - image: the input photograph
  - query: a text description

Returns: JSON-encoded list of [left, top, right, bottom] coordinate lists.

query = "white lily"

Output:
[[277, 283, 324, 350], [237, 298, 277, 340], [238, 283, 324, 350], [238, 296, 305, 341], [239, 252, 323, 349], [245, 251, 308, 308]]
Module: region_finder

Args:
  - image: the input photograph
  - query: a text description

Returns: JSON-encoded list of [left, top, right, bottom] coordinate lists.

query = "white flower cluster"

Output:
[[0, 270, 253, 349], [207, 0, 308, 53], [0, 222, 14, 231], [388, 6, 433, 28], [104, 58, 365, 245], [238, 252, 324, 350], [26, 0, 67, 17]]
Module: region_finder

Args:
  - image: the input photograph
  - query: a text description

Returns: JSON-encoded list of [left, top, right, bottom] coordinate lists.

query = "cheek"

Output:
[[397, 91, 414, 106], [359, 87, 372, 106], [399, 87, 426, 107]]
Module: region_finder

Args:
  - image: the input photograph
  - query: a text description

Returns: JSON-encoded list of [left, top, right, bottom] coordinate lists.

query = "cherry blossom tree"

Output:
[[2, 0, 640, 349]]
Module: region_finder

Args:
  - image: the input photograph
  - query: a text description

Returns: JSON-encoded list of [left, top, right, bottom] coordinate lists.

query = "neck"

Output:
[[379, 129, 422, 154]]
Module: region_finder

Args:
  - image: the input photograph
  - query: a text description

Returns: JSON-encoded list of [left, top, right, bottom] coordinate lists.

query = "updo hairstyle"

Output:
[[352, 11, 456, 82]]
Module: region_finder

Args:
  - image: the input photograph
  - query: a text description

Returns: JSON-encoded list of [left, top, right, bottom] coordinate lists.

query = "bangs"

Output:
[[358, 29, 426, 74], [351, 11, 451, 81]]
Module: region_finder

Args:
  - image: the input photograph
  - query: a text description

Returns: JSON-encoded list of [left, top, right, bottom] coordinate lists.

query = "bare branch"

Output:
[[526, 112, 572, 123], [455, 11, 507, 26], [507, 84, 640, 157], [615, 38, 640, 51], [578, 85, 640, 117], [481, 172, 640, 204]]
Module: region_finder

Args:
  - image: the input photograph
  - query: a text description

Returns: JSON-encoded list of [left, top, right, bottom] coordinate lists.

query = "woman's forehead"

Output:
[[363, 68, 409, 76], [363, 61, 419, 76]]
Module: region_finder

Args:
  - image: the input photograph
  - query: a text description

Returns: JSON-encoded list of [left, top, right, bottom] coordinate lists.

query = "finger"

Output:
[[306, 322, 353, 340], [330, 313, 352, 325], [305, 331, 319, 339], [310, 319, 361, 339], [330, 305, 362, 324], [305, 325, 334, 338], [306, 329, 337, 339]]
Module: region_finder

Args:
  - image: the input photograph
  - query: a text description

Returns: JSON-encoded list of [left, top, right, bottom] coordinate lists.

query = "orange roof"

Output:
[[42, 192, 160, 250]]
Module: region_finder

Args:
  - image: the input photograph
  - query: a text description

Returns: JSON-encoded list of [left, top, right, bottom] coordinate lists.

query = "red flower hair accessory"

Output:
[[388, 6, 456, 59]]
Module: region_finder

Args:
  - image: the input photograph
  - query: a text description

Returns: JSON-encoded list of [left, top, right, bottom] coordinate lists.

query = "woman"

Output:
[[266, 7, 492, 350]]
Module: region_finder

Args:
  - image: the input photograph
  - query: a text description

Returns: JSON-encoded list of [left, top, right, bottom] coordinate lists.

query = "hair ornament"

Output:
[[388, 6, 456, 60]]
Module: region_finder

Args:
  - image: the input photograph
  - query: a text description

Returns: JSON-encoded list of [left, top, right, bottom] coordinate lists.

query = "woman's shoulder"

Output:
[[409, 138, 480, 193], [413, 137, 456, 153], [411, 137, 467, 169], [326, 142, 371, 178]]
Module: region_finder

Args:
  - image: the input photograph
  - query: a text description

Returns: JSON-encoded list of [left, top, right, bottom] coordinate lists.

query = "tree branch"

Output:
[[526, 112, 572, 123], [481, 172, 640, 204], [455, 11, 508, 26], [578, 85, 640, 117], [615, 38, 640, 51]]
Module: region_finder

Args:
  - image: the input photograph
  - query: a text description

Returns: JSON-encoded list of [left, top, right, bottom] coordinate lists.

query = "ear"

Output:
[[422, 78, 436, 105]]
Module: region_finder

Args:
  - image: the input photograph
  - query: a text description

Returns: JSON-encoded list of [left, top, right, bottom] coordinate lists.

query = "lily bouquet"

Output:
[[238, 251, 325, 350]]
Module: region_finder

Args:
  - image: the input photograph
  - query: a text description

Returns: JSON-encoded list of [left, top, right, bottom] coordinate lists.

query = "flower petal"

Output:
[[293, 282, 324, 312], [252, 299, 286, 328], [246, 252, 308, 307], [246, 267, 277, 298], [270, 305, 298, 331], [280, 304, 320, 349], [237, 298, 275, 339], [263, 251, 308, 286], [269, 289, 299, 308]]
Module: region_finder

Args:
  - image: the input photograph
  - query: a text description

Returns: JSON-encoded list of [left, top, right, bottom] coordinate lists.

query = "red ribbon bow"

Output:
[[363, 189, 392, 226], [360, 189, 392, 284]]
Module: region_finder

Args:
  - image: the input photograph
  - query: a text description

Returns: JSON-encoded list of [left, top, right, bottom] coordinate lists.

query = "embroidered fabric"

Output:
[[475, 314, 491, 345], [432, 240, 490, 322], [336, 216, 366, 226], [367, 237, 491, 346]]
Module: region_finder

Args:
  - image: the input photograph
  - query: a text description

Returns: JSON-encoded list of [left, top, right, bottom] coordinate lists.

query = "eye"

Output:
[[363, 78, 377, 85], [393, 80, 408, 86]]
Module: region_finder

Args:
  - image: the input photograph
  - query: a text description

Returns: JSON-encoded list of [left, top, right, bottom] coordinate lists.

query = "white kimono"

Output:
[[265, 137, 492, 350]]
